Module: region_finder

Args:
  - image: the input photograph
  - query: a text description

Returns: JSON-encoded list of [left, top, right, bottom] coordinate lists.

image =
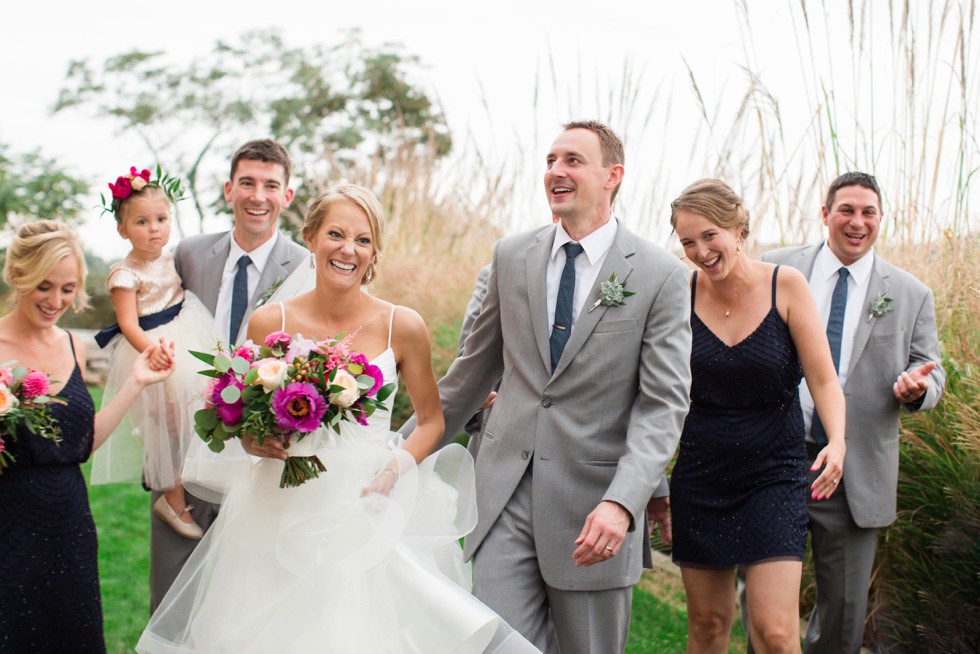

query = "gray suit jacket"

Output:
[[174, 230, 306, 343], [428, 222, 692, 590], [764, 244, 945, 527]]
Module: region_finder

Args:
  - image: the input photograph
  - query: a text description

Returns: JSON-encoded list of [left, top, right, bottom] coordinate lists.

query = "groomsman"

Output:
[[149, 139, 306, 611], [756, 172, 945, 653], [406, 121, 690, 653]]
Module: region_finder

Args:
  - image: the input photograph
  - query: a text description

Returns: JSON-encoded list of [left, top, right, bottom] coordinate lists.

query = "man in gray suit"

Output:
[[758, 172, 945, 653], [149, 139, 306, 611], [411, 121, 691, 652]]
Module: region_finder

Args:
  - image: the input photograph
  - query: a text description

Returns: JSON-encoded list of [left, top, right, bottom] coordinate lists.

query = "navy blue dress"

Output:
[[671, 267, 808, 567], [0, 334, 104, 652]]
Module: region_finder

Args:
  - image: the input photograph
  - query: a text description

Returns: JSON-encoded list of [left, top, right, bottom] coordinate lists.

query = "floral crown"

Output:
[[101, 165, 185, 219]]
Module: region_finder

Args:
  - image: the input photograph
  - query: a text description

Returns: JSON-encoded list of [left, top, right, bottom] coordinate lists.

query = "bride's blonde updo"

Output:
[[669, 178, 751, 240], [302, 183, 386, 285], [2, 220, 90, 309]]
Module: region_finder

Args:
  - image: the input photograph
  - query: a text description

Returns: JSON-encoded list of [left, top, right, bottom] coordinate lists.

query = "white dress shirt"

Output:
[[214, 231, 281, 339], [547, 217, 618, 335], [799, 242, 875, 438]]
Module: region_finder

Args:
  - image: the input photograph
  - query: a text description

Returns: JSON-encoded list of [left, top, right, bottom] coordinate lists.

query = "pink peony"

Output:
[[130, 167, 151, 181], [271, 382, 327, 432], [264, 331, 291, 349], [347, 353, 384, 396], [211, 373, 245, 426], [233, 343, 257, 362], [109, 176, 132, 200], [20, 371, 51, 399], [0, 368, 12, 387]]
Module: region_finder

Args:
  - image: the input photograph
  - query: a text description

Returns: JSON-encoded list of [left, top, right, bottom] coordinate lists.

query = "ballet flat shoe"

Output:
[[153, 495, 204, 540]]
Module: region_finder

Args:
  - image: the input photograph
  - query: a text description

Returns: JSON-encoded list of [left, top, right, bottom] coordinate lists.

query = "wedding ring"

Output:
[[832, 478, 839, 485], [604, 546, 614, 552]]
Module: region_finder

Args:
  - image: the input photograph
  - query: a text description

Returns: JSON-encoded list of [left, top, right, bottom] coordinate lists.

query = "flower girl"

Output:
[[91, 167, 215, 539]]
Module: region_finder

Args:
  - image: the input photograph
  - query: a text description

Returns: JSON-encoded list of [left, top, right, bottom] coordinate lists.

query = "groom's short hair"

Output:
[[562, 120, 625, 202], [230, 139, 292, 185]]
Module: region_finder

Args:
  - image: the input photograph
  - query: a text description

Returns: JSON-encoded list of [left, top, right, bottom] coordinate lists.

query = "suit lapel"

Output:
[[551, 225, 635, 378], [846, 256, 889, 381], [201, 234, 231, 313], [527, 229, 555, 372]]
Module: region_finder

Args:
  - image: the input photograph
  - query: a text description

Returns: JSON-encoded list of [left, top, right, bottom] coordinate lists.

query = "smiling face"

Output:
[[674, 209, 742, 280], [117, 189, 171, 259], [224, 159, 294, 250], [822, 184, 881, 265], [544, 128, 623, 225], [19, 255, 79, 328], [308, 200, 376, 289]]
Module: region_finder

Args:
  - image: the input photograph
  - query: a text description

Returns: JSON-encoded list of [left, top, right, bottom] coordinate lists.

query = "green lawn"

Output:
[[84, 388, 748, 653]]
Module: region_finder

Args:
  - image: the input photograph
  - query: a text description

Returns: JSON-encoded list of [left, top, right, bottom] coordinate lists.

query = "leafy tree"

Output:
[[0, 144, 89, 228], [54, 30, 452, 235]]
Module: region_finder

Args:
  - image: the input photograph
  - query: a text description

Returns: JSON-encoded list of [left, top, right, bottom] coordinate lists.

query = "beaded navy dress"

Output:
[[0, 334, 105, 652], [671, 267, 808, 567]]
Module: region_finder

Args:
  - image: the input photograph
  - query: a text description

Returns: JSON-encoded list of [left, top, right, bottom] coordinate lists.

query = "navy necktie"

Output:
[[811, 267, 849, 445], [550, 242, 585, 372], [229, 255, 252, 344]]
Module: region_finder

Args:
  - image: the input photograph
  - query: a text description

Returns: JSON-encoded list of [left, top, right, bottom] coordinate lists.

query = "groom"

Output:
[[149, 139, 306, 611], [410, 121, 691, 652]]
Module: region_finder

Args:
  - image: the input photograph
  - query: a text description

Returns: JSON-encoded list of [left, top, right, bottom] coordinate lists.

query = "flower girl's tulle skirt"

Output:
[[137, 426, 540, 653], [90, 292, 215, 490]]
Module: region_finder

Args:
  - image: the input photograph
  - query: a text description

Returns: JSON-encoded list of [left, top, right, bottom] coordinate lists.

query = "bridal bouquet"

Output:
[[0, 364, 65, 473], [191, 332, 394, 488]]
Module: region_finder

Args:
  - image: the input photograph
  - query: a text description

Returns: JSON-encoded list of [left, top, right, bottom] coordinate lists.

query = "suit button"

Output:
[[522, 450, 531, 460], [541, 397, 552, 408]]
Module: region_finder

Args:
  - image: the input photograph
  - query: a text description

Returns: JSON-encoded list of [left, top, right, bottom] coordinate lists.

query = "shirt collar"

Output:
[[550, 216, 618, 265], [229, 230, 279, 274], [815, 240, 874, 285]]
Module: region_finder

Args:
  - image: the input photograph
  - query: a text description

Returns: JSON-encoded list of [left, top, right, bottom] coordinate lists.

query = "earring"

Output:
[[309, 252, 315, 269], [363, 263, 375, 285], [736, 242, 742, 255]]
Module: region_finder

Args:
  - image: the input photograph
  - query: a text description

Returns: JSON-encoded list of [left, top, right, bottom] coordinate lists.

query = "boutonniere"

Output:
[[588, 273, 635, 312], [256, 277, 285, 307], [867, 291, 893, 322]]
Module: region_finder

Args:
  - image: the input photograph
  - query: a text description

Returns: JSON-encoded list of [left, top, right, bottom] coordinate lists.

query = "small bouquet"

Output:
[[190, 332, 395, 488], [0, 364, 65, 473]]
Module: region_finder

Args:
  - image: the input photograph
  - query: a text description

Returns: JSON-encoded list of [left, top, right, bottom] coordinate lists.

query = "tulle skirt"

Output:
[[137, 428, 540, 653], [90, 292, 216, 490]]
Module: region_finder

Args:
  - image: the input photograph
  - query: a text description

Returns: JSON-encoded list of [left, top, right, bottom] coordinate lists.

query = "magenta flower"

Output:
[[212, 374, 245, 426], [272, 382, 327, 432], [129, 166, 151, 182], [20, 371, 51, 399], [108, 176, 132, 200], [264, 331, 291, 349], [233, 343, 257, 362]]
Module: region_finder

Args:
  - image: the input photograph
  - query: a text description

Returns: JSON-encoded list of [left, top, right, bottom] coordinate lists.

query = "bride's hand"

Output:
[[361, 462, 399, 497], [240, 432, 288, 461]]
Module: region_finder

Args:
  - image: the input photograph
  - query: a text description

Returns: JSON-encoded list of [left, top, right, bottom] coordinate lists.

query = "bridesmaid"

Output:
[[0, 220, 173, 652]]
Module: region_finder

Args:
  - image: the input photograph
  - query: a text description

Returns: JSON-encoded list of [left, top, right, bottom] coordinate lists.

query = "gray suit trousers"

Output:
[[474, 466, 633, 654], [149, 489, 220, 612]]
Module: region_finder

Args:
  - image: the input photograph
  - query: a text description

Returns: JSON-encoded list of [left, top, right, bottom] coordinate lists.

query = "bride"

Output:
[[137, 184, 539, 653]]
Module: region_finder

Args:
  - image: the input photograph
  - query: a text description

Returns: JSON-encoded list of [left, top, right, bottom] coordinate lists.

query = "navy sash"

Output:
[[95, 301, 183, 349]]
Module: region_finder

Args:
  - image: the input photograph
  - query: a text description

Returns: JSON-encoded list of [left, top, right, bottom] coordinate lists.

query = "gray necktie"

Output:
[[811, 267, 849, 446]]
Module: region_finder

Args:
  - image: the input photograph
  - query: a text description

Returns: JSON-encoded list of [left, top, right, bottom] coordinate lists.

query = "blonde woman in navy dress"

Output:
[[669, 180, 846, 653]]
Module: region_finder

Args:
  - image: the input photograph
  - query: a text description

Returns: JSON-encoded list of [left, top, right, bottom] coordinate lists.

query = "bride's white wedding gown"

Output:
[[137, 310, 539, 653]]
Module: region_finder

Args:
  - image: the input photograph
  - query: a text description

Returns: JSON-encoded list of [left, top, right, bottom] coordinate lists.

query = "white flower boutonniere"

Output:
[[256, 277, 285, 307], [867, 291, 893, 322], [588, 273, 635, 313]]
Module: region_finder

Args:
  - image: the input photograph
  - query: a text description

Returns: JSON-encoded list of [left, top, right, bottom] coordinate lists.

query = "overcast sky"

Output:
[[2, 0, 973, 258]]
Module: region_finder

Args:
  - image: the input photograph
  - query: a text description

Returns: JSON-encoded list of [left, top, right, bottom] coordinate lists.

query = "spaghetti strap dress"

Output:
[[0, 333, 104, 652], [670, 266, 808, 567]]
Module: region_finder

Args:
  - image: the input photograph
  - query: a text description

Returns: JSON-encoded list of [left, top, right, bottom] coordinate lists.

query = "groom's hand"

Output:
[[573, 500, 630, 567]]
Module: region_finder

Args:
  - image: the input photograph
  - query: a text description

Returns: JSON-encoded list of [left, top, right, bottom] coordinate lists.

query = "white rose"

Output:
[[330, 369, 359, 408], [130, 177, 148, 192], [0, 384, 19, 415], [254, 359, 288, 392]]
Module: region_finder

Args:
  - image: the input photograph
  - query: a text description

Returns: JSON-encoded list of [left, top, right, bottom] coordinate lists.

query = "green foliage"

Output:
[[55, 30, 451, 235], [0, 143, 89, 227]]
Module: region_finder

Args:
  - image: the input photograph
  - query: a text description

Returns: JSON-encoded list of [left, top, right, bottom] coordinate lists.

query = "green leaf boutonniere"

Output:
[[588, 273, 635, 313], [256, 277, 285, 307], [867, 291, 893, 322]]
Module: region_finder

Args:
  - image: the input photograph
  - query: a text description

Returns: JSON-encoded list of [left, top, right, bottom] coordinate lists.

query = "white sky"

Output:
[[2, 0, 974, 259]]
